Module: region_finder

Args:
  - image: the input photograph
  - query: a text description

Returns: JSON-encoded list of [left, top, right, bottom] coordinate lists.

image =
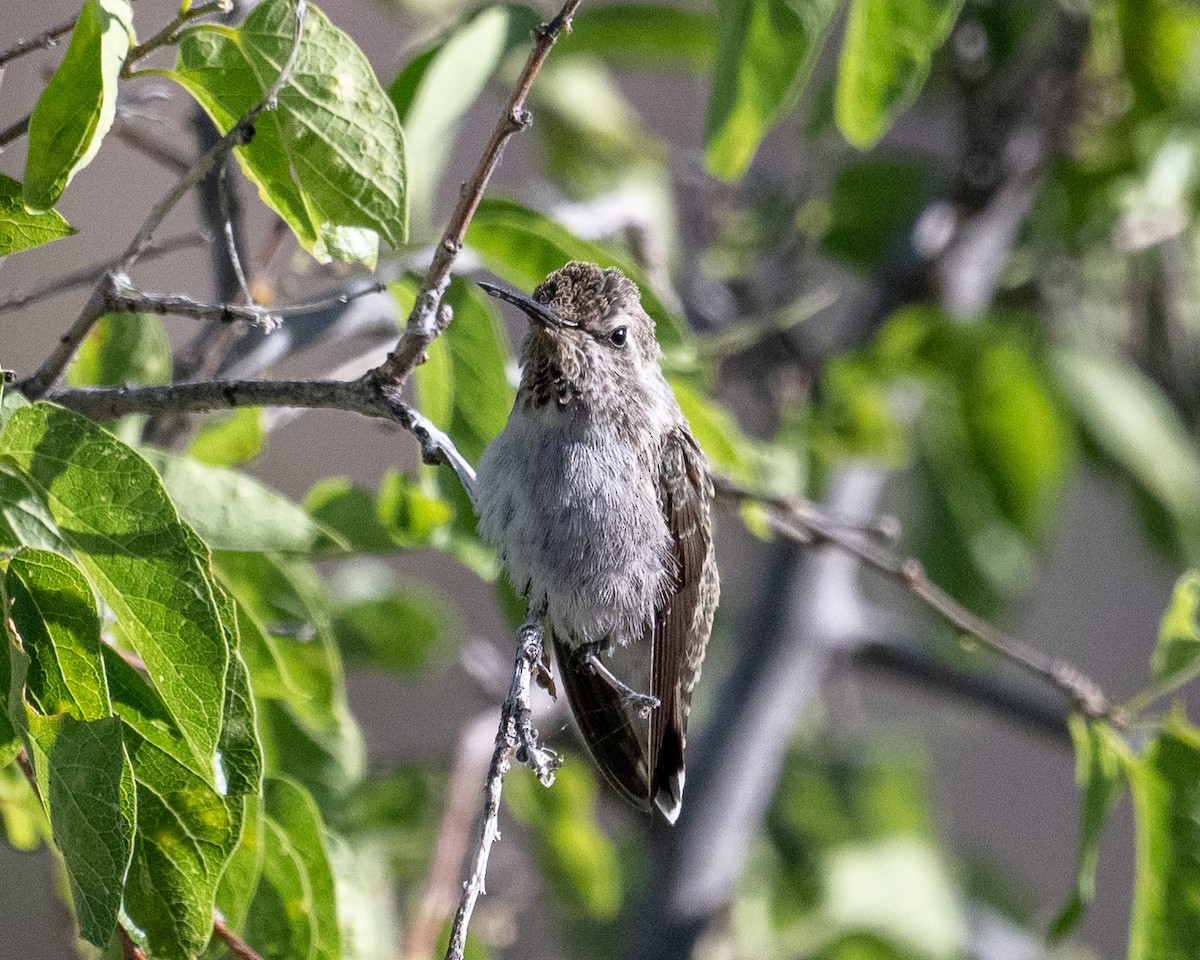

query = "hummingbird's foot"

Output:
[[585, 652, 660, 718]]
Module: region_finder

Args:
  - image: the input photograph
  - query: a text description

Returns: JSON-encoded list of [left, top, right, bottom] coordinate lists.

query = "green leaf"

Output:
[[141, 449, 347, 554], [1049, 716, 1129, 941], [0, 762, 48, 851], [0, 468, 68, 558], [170, 0, 407, 266], [836, 0, 966, 148], [121, 727, 244, 960], [1053, 349, 1200, 547], [22, 0, 133, 211], [822, 159, 933, 270], [243, 778, 341, 960], [187, 409, 266, 467], [214, 553, 364, 806], [704, 0, 839, 180], [1150, 571, 1200, 689], [569, 5, 717, 72], [6, 549, 109, 721], [466, 196, 687, 349], [304, 478, 399, 553], [506, 761, 621, 919], [0, 403, 229, 778], [333, 584, 461, 676], [66, 312, 172, 388], [0, 174, 75, 255], [671, 377, 754, 483], [389, 6, 530, 226], [214, 795, 264, 934], [216, 598, 264, 798], [1127, 715, 1200, 960], [419, 278, 514, 463], [21, 715, 135, 947]]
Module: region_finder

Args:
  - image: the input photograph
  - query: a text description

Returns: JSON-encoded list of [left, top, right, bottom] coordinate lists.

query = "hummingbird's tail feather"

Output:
[[554, 635, 652, 812], [650, 699, 685, 824]]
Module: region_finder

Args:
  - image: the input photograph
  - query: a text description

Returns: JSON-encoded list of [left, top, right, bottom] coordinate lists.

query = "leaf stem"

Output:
[[121, 0, 232, 76]]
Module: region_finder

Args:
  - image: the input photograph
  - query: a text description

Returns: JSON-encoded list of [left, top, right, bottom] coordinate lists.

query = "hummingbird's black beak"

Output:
[[477, 280, 577, 329]]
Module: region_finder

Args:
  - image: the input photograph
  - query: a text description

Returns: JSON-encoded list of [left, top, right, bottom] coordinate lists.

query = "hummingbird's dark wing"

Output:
[[649, 426, 715, 823], [553, 631, 653, 811]]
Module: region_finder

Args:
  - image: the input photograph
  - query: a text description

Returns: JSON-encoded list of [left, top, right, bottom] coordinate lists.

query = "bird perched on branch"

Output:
[[475, 261, 719, 823]]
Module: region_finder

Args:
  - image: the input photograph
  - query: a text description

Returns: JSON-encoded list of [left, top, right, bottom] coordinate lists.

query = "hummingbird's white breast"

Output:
[[475, 400, 674, 649]]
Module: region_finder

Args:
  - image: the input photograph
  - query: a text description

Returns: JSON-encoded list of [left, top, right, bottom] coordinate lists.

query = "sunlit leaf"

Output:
[[1127, 714, 1200, 960], [704, 0, 839, 180], [22, 0, 133, 211], [836, 0, 966, 148], [1150, 570, 1200, 689], [187, 409, 266, 468], [1053, 349, 1200, 550], [66, 313, 172, 388], [390, 5, 530, 225], [0, 174, 75, 255], [242, 778, 341, 960], [142, 449, 346, 555], [170, 0, 407, 266], [0, 404, 229, 779], [1050, 716, 1129, 941], [20, 714, 135, 948]]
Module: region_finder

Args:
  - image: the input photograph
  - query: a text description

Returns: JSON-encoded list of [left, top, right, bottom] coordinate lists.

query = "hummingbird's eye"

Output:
[[609, 326, 627, 347]]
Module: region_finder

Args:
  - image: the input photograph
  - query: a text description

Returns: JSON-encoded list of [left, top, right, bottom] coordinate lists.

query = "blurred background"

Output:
[[2, 0, 1197, 958]]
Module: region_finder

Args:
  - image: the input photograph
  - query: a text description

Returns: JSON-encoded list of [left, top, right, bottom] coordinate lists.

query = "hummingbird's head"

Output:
[[479, 261, 663, 411]]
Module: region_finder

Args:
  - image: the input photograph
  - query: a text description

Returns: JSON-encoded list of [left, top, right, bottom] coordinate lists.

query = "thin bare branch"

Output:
[[18, 0, 308, 400], [0, 114, 30, 149], [365, 0, 582, 389], [443, 617, 560, 960], [118, 928, 148, 960], [0, 233, 206, 316], [0, 16, 77, 68], [218, 158, 254, 303], [212, 913, 265, 960], [714, 477, 1120, 721], [121, 0, 233, 76], [106, 279, 387, 331]]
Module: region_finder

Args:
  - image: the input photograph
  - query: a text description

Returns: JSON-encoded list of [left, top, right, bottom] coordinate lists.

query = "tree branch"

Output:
[[713, 477, 1120, 722], [366, 0, 582, 389], [443, 617, 560, 960], [17, 0, 308, 400], [0, 16, 77, 68]]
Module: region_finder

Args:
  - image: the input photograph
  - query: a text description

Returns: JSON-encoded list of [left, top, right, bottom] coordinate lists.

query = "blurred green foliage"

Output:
[[3, 0, 1200, 958]]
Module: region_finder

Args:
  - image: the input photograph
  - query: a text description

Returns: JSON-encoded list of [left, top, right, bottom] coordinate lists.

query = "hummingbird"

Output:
[[474, 261, 719, 823]]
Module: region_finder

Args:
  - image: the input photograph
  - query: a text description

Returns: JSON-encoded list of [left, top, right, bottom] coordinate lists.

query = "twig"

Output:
[[0, 114, 30, 149], [17, 0, 308, 400], [106, 280, 386, 331], [714, 477, 1118, 721], [212, 913, 265, 960], [0, 16, 77, 68], [112, 119, 192, 174], [443, 617, 560, 960], [118, 927, 148, 960], [217, 158, 254, 303], [121, 0, 232, 76], [0, 233, 206, 315], [366, 0, 582, 389]]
